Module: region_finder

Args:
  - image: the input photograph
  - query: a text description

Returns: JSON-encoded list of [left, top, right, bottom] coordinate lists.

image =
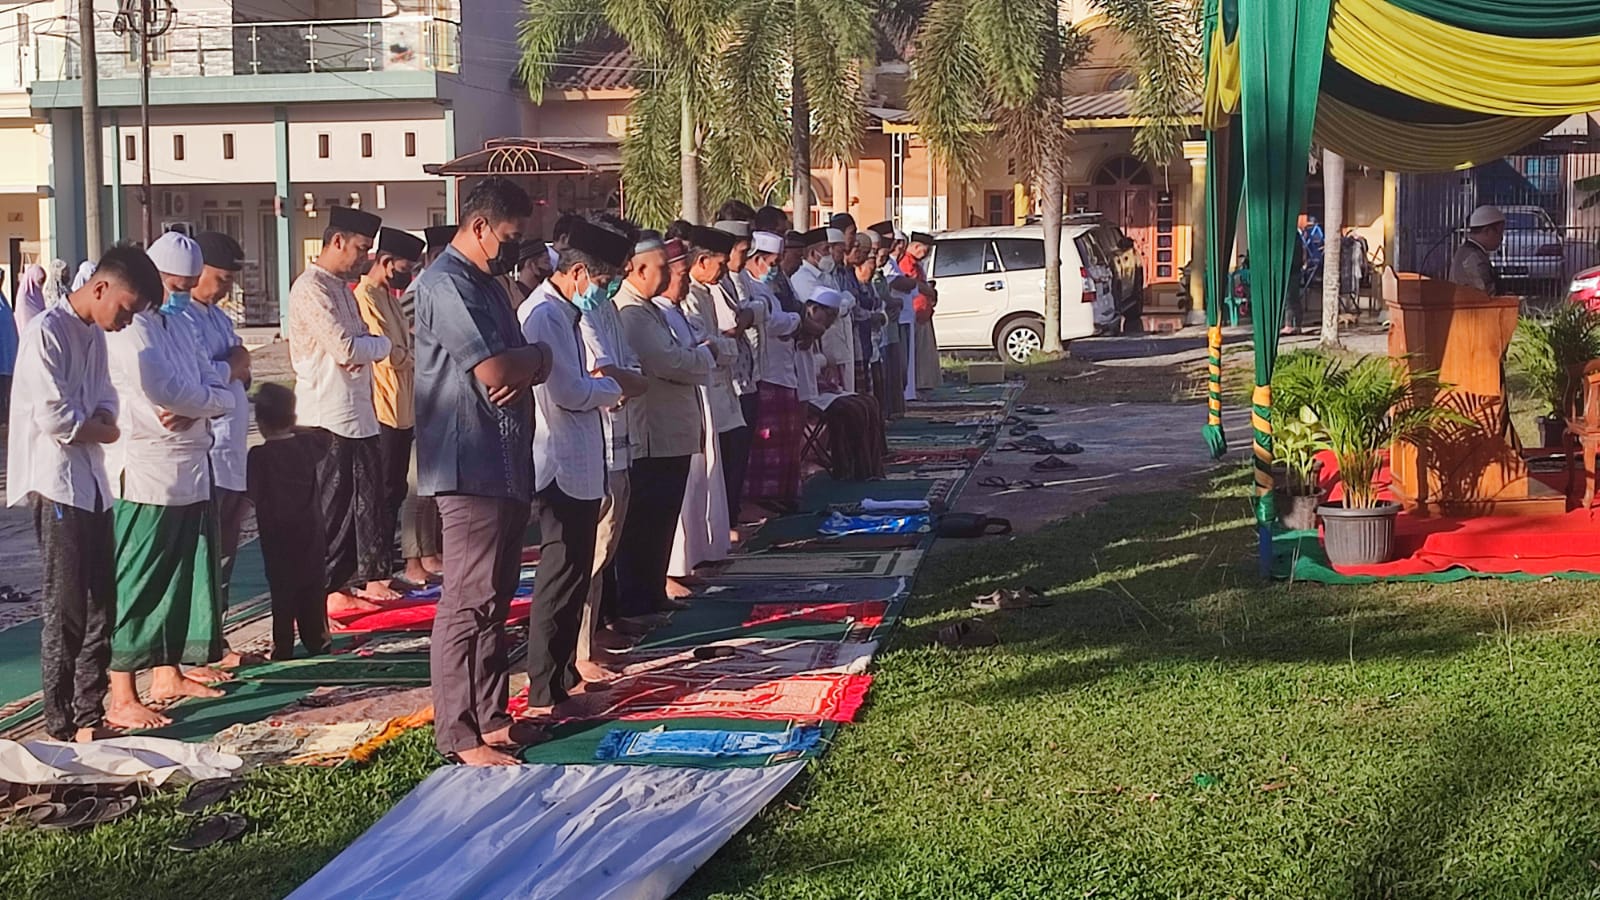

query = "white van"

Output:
[[926, 224, 1105, 363]]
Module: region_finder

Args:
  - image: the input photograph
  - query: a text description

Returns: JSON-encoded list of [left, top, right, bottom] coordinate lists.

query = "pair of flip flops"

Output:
[[1031, 455, 1078, 473], [970, 587, 1052, 611], [0, 585, 31, 604], [30, 794, 139, 831], [977, 476, 1046, 490], [168, 778, 248, 852], [935, 619, 999, 649], [998, 435, 1084, 456], [1015, 405, 1054, 415]]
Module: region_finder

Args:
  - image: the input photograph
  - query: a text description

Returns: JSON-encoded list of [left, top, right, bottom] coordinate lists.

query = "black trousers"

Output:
[[34, 495, 115, 740], [377, 424, 414, 558], [721, 392, 759, 524], [526, 484, 600, 708], [212, 487, 250, 606], [431, 494, 529, 754], [615, 455, 692, 618], [265, 546, 330, 662], [316, 431, 390, 592]]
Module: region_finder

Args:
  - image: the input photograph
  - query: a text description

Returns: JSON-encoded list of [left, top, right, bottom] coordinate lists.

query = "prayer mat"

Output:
[[232, 657, 432, 684], [289, 763, 805, 900], [0, 699, 43, 735], [209, 719, 386, 769], [743, 515, 927, 553], [269, 685, 433, 727], [333, 597, 534, 633], [799, 476, 938, 513], [884, 419, 989, 438], [519, 718, 838, 768], [595, 724, 824, 763], [632, 605, 865, 651], [351, 634, 432, 656], [743, 602, 889, 630], [818, 512, 931, 536], [0, 620, 43, 708], [716, 550, 922, 579], [509, 673, 873, 724], [889, 447, 986, 466], [621, 639, 879, 681], [140, 682, 319, 743], [692, 576, 909, 604]]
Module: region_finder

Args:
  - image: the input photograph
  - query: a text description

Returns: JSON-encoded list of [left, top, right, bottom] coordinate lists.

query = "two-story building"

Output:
[[28, 0, 524, 324]]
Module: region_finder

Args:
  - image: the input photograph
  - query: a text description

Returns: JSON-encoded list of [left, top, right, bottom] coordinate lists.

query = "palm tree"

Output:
[[1320, 148, 1344, 348], [908, 0, 1199, 355], [722, 0, 879, 227], [517, 0, 735, 225]]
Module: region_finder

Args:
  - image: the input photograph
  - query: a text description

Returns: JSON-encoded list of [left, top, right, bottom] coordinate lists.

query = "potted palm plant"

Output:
[[1316, 356, 1456, 566], [1508, 304, 1600, 448], [1270, 350, 1333, 529]]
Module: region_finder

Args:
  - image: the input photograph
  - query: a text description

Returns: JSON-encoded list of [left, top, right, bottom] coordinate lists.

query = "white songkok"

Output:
[[750, 231, 783, 254], [147, 231, 203, 278], [808, 286, 844, 310], [825, 228, 846, 244]]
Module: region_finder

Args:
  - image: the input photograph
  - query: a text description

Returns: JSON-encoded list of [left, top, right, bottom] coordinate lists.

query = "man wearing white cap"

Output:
[[1450, 205, 1505, 296], [740, 230, 806, 511], [103, 231, 238, 729], [287, 206, 395, 610], [805, 286, 887, 480], [711, 218, 761, 526]]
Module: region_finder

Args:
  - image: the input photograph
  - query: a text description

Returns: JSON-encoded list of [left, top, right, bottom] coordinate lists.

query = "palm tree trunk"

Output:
[[681, 83, 702, 224], [791, 62, 812, 227], [1320, 148, 1344, 348], [1040, 162, 1064, 355]]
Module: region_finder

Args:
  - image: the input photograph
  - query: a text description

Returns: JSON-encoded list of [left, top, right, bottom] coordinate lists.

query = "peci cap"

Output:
[[866, 220, 894, 238], [566, 219, 634, 268], [688, 225, 738, 257], [664, 238, 687, 264], [424, 224, 456, 251], [195, 231, 245, 272], [802, 227, 831, 247], [376, 227, 425, 263], [713, 220, 752, 239], [750, 231, 783, 255], [808, 286, 844, 310], [328, 205, 382, 239], [908, 231, 935, 246], [147, 231, 203, 278]]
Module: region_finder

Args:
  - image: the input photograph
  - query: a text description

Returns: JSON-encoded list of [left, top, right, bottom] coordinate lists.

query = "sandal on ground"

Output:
[[1016, 405, 1055, 415], [37, 797, 100, 831], [977, 476, 1010, 489], [935, 619, 1000, 650], [0, 587, 30, 604], [1031, 455, 1078, 473], [169, 812, 248, 852], [178, 778, 246, 816], [970, 587, 1052, 612]]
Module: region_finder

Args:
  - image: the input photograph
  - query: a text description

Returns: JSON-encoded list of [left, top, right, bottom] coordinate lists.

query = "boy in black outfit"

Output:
[[247, 383, 334, 660]]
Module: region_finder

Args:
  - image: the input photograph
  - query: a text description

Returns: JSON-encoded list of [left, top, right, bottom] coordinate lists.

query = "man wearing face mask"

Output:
[[287, 206, 395, 610], [519, 218, 637, 717], [740, 231, 806, 512], [186, 233, 252, 605], [103, 231, 237, 728], [414, 177, 551, 766], [355, 226, 425, 586]]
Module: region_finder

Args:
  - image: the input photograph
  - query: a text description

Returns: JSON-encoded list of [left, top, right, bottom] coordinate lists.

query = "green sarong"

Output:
[[111, 500, 223, 671]]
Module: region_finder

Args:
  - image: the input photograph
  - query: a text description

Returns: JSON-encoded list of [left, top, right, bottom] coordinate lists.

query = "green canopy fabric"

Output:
[[1383, 0, 1600, 38]]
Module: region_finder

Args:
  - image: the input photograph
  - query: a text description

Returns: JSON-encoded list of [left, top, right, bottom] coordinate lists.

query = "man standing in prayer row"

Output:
[[399, 225, 454, 583], [186, 233, 253, 605], [416, 177, 551, 766], [712, 218, 761, 527], [521, 219, 635, 714], [741, 230, 807, 512], [105, 232, 237, 729], [8, 246, 159, 739], [355, 226, 425, 584], [287, 206, 396, 610], [615, 238, 717, 626], [903, 232, 942, 393], [869, 221, 913, 416]]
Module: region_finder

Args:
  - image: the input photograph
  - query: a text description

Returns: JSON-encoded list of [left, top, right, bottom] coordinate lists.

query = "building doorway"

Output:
[[1090, 154, 1154, 276]]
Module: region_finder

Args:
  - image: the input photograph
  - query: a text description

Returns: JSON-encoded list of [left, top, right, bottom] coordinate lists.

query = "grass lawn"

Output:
[[6, 468, 1599, 898], [680, 466, 1600, 899]]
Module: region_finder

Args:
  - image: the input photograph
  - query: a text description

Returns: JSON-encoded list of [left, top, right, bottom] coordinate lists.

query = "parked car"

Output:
[[1569, 264, 1600, 311], [1493, 205, 1566, 293], [926, 224, 1103, 363]]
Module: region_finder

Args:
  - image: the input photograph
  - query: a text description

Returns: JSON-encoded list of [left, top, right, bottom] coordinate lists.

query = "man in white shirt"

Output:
[[105, 233, 238, 729], [286, 206, 395, 609], [187, 232, 253, 604], [740, 231, 807, 512], [710, 219, 763, 527], [8, 246, 159, 739], [791, 227, 857, 393], [519, 219, 637, 713]]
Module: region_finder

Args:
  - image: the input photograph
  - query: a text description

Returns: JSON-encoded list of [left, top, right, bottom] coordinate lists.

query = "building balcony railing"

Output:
[[37, 15, 460, 83]]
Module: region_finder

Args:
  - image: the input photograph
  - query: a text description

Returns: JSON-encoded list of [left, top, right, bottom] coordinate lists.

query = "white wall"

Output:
[[288, 103, 446, 182]]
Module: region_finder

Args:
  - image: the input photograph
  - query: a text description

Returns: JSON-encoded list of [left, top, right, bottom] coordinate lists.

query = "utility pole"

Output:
[[79, 0, 103, 258], [114, 0, 174, 245]]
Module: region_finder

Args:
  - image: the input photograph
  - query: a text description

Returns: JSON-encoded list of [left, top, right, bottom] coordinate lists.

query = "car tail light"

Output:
[[1080, 267, 1094, 303], [1571, 275, 1600, 295], [1538, 243, 1564, 257]]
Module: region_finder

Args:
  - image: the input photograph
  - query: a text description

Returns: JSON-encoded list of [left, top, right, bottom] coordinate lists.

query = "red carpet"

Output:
[[1331, 509, 1600, 578], [333, 598, 534, 633]]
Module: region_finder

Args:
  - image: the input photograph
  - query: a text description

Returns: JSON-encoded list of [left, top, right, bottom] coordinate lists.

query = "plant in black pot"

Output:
[[1316, 356, 1457, 567], [1271, 350, 1333, 530], [1508, 304, 1600, 448]]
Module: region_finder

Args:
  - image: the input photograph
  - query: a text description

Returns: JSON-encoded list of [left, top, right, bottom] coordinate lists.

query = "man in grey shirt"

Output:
[[414, 177, 551, 766], [1449, 205, 1504, 296]]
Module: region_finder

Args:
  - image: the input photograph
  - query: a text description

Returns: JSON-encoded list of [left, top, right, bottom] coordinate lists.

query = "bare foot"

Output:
[[360, 580, 403, 601], [73, 725, 123, 741], [104, 700, 171, 730], [729, 528, 742, 545], [328, 591, 383, 614], [150, 672, 225, 701], [403, 561, 433, 584], [575, 660, 619, 683], [451, 744, 520, 766], [481, 721, 547, 749], [665, 578, 696, 600], [184, 665, 234, 684], [423, 556, 444, 576]]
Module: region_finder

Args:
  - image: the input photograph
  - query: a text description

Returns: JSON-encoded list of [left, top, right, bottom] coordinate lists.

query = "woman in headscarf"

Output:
[[71, 260, 96, 291], [44, 259, 70, 310], [14, 264, 46, 332]]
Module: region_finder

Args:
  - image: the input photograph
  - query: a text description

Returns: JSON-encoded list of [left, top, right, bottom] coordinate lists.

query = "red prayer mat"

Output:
[[333, 598, 534, 633], [743, 601, 889, 629], [509, 673, 873, 724]]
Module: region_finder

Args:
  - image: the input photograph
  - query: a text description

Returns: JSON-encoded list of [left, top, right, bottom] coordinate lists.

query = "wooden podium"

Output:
[[1387, 274, 1565, 516]]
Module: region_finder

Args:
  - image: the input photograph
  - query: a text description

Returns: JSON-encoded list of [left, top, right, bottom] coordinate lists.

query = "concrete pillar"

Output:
[[443, 105, 457, 217], [1382, 170, 1400, 306], [109, 110, 123, 244], [1183, 139, 1207, 323], [47, 109, 86, 264], [274, 105, 292, 328]]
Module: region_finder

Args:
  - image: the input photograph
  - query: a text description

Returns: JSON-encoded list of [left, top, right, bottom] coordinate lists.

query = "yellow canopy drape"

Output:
[[1313, 95, 1565, 173]]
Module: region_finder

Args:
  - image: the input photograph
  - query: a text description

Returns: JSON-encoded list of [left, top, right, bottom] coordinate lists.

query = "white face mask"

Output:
[[817, 256, 837, 274]]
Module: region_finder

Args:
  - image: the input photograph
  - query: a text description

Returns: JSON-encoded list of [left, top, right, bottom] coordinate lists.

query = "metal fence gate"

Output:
[[1399, 148, 1600, 295]]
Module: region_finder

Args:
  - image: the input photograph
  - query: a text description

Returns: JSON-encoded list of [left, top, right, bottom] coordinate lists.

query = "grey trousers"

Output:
[[212, 487, 250, 606], [430, 494, 529, 755], [401, 450, 442, 560]]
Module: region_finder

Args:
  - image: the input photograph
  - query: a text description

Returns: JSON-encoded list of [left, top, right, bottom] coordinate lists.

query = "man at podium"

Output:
[[1448, 205, 1504, 296]]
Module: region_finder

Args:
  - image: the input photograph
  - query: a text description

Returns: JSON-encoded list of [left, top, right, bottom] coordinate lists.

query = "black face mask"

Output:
[[487, 237, 521, 277], [390, 270, 413, 291]]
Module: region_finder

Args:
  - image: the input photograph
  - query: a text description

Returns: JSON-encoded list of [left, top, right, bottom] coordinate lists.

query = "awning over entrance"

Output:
[[425, 139, 622, 177]]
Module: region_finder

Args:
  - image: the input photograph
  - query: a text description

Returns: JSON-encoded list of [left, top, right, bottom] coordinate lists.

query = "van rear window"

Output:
[[933, 239, 996, 277]]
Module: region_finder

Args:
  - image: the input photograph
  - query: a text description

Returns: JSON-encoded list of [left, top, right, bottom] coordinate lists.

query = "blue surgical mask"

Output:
[[759, 266, 776, 284], [606, 279, 623, 300], [161, 291, 192, 315], [573, 279, 606, 312]]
